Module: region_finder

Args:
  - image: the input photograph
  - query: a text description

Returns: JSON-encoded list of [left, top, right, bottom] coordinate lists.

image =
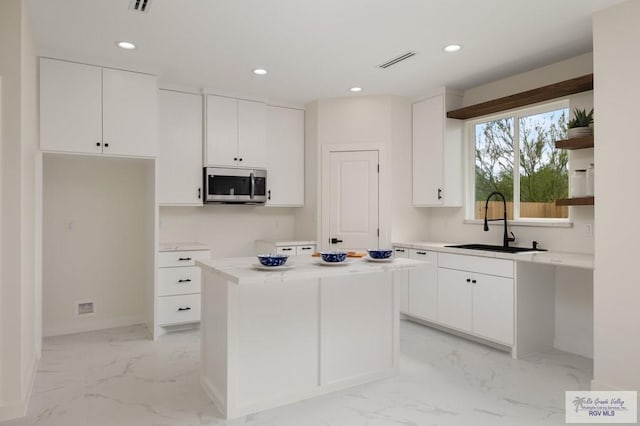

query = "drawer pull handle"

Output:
[[178, 307, 191, 311], [178, 257, 192, 261], [178, 279, 192, 283], [416, 251, 427, 255], [282, 248, 293, 251], [472, 279, 477, 284], [300, 247, 311, 250], [395, 249, 405, 253], [466, 278, 471, 283]]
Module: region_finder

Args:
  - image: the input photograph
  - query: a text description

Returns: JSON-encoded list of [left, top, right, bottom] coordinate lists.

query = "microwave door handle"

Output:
[[250, 172, 255, 200]]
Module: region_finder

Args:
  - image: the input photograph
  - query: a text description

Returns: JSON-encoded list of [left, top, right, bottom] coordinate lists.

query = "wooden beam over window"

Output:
[[446, 74, 593, 120]]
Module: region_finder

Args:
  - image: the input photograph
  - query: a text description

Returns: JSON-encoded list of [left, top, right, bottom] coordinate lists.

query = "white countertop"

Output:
[[196, 255, 422, 284], [255, 239, 317, 246], [393, 241, 594, 270], [159, 241, 210, 252]]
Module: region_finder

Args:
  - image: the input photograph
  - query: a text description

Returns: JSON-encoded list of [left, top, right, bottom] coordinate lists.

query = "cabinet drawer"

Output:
[[296, 245, 315, 256], [158, 250, 210, 267], [408, 249, 437, 264], [158, 266, 201, 296], [438, 253, 513, 278], [276, 246, 296, 255], [392, 247, 410, 259], [157, 294, 201, 325]]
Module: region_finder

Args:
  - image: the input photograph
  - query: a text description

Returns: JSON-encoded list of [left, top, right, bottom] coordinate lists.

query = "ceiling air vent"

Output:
[[129, 0, 152, 13], [378, 51, 417, 69]]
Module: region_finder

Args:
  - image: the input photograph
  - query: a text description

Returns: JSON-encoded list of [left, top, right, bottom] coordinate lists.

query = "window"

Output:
[[472, 103, 569, 221]]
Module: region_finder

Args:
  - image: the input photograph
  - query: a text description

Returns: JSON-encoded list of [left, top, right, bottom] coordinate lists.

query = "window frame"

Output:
[[464, 99, 572, 227]]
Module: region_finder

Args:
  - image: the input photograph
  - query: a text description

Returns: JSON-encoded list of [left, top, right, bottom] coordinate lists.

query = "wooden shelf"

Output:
[[555, 136, 594, 150], [447, 74, 593, 120], [555, 196, 594, 206]]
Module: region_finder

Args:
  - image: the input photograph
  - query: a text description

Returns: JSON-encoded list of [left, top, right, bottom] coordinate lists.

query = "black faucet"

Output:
[[483, 191, 516, 248]]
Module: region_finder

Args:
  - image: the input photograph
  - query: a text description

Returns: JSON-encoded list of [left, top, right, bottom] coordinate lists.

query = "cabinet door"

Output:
[[266, 106, 304, 206], [40, 58, 102, 154], [205, 95, 238, 167], [437, 267, 472, 333], [412, 96, 444, 206], [472, 274, 514, 345], [102, 68, 158, 157], [158, 90, 203, 205], [393, 248, 410, 313], [238, 100, 267, 168], [408, 250, 438, 321]]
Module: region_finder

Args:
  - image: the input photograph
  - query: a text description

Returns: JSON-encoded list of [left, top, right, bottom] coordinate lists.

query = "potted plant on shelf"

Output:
[[567, 108, 594, 138]]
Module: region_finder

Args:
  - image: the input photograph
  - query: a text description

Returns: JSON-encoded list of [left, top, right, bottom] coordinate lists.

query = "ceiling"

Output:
[[26, 0, 623, 106]]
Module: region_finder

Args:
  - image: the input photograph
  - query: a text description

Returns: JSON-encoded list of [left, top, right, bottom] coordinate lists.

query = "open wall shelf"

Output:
[[555, 196, 594, 206], [554, 136, 594, 150]]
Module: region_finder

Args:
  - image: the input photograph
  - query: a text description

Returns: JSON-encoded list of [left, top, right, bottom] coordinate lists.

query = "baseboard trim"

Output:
[[0, 354, 40, 422], [43, 314, 146, 337]]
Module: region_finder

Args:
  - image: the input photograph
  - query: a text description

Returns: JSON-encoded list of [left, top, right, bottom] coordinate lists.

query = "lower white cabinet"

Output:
[[255, 240, 316, 256], [393, 248, 410, 313], [438, 253, 514, 345], [408, 250, 438, 322], [157, 247, 210, 329]]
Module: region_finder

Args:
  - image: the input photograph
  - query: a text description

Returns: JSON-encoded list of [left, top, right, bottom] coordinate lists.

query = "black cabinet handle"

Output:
[[104, 142, 109, 148], [178, 257, 192, 261], [234, 157, 238, 161], [416, 251, 427, 255], [282, 248, 293, 251], [177, 279, 192, 283], [300, 247, 312, 250], [177, 307, 191, 311], [239, 158, 243, 162], [96, 142, 101, 147], [472, 279, 477, 284], [198, 188, 201, 199], [438, 188, 442, 200], [395, 249, 405, 253], [330, 238, 343, 244], [268, 190, 271, 200]]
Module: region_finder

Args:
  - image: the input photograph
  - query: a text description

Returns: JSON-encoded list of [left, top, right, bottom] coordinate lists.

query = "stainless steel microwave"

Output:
[[203, 167, 267, 204]]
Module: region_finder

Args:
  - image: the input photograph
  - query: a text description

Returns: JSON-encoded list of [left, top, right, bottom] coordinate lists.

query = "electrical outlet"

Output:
[[583, 223, 593, 237], [76, 301, 95, 317], [65, 221, 74, 232]]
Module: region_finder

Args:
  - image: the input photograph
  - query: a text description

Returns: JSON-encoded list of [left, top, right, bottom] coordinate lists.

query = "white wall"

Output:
[[42, 155, 154, 336], [295, 95, 430, 249], [0, 0, 39, 420], [160, 206, 296, 257], [592, 0, 640, 392]]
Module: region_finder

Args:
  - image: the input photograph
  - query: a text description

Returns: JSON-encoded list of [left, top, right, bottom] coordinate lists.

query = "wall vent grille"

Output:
[[378, 51, 417, 69], [129, 0, 152, 13]]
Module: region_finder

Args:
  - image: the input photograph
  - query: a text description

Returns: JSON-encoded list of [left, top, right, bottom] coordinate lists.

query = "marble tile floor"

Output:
[[2, 320, 592, 426]]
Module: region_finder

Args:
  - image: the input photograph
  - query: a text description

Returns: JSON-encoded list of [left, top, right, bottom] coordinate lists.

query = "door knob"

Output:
[[330, 238, 343, 244]]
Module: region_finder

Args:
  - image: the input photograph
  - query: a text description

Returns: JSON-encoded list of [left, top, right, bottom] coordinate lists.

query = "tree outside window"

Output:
[[474, 106, 569, 220]]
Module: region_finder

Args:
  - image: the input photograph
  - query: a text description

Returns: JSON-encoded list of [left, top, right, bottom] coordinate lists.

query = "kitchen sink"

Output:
[[445, 243, 546, 254]]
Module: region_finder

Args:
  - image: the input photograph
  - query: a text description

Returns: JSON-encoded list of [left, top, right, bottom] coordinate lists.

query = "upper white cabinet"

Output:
[[158, 90, 203, 205], [40, 58, 157, 157], [412, 88, 462, 206], [266, 106, 304, 206], [205, 95, 266, 168]]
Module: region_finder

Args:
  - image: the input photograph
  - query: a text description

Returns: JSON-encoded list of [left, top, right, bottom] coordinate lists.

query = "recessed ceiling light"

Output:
[[116, 41, 136, 50], [350, 87, 363, 93], [443, 44, 462, 53], [253, 68, 268, 75]]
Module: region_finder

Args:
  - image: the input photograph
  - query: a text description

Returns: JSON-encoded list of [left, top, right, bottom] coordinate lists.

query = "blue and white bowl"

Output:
[[367, 249, 393, 259], [257, 254, 289, 267], [320, 251, 348, 263]]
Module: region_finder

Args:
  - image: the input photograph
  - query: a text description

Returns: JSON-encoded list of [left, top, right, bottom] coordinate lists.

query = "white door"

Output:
[[158, 90, 203, 205], [412, 95, 444, 205], [238, 100, 267, 168], [328, 150, 379, 251], [205, 95, 238, 167], [102, 68, 158, 157], [266, 106, 304, 206], [408, 250, 438, 322], [39, 58, 103, 154]]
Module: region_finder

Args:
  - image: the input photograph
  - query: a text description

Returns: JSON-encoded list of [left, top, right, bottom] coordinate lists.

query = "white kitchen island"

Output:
[[196, 256, 422, 419]]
